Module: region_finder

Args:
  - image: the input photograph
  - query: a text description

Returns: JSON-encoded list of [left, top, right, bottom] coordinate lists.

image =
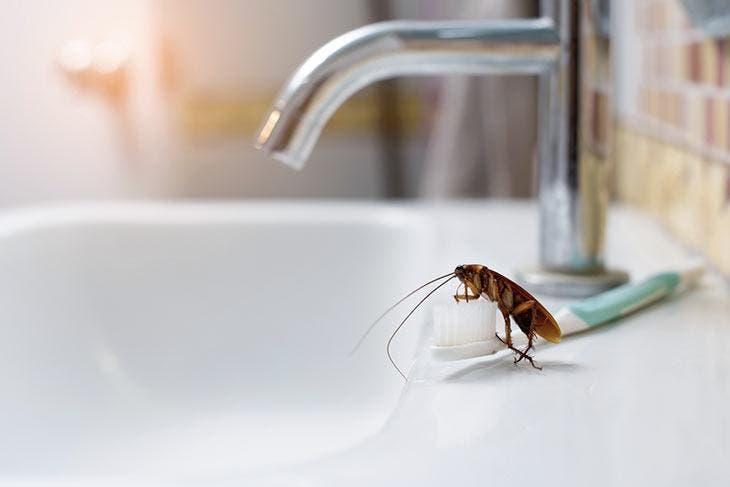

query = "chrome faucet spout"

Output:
[[255, 2, 628, 297], [255, 19, 560, 169]]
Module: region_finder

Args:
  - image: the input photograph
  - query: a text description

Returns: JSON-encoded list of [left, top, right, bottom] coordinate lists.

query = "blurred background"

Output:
[[0, 0, 728, 272], [0, 0, 543, 204]]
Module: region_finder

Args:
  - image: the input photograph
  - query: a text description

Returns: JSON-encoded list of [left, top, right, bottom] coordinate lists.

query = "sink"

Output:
[[0, 203, 437, 483], [0, 201, 728, 486]]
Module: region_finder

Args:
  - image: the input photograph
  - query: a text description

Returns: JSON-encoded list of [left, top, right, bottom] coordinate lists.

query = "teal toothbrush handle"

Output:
[[567, 272, 680, 327]]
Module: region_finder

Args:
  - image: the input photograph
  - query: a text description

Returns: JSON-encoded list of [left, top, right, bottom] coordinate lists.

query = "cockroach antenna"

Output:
[[386, 275, 457, 379], [348, 272, 455, 357]]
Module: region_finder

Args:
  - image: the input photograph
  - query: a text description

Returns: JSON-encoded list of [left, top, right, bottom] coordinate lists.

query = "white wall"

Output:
[[157, 0, 369, 92], [156, 0, 385, 199], [0, 0, 159, 206], [0, 1, 387, 207]]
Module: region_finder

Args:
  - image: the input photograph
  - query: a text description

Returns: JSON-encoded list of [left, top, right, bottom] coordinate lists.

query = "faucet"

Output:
[[255, 0, 628, 297]]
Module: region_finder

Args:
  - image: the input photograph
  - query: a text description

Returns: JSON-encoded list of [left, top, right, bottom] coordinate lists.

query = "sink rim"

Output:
[[0, 200, 434, 236]]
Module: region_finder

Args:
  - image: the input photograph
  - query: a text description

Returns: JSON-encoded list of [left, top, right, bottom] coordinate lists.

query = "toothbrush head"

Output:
[[431, 299, 505, 361]]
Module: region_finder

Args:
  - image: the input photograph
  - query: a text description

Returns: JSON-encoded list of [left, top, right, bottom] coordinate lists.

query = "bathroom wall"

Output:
[[0, 1, 552, 205], [0, 0, 158, 206], [0, 1, 394, 206], [613, 0, 730, 274], [155, 0, 392, 199]]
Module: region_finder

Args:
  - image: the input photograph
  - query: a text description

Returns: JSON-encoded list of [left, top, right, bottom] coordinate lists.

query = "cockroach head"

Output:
[[454, 265, 465, 279], [453, 264, 485, 283]]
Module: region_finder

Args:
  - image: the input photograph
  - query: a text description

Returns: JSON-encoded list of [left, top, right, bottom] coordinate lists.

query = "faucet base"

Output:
[[516, 267, 629, 298]]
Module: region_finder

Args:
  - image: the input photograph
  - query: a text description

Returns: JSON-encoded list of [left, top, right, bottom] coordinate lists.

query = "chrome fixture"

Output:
[[255, 0, 628, 297]]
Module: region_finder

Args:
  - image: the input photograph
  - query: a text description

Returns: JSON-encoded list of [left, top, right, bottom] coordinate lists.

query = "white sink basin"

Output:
[[0, 201, 728, 486], [0, 203, 437, 484]]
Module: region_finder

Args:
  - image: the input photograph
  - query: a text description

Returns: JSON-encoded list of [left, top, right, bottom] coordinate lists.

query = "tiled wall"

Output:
[[615, 0, 730, 274]]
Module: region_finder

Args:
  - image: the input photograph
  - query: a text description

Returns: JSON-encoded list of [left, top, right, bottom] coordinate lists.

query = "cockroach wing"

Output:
[[532, 310, 562, 343], [491, 270, 562, 343]]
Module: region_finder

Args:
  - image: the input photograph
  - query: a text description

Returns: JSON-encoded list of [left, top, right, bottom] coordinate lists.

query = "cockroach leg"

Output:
[[511, 300, 536, 317], [513, 334, 538, 364], [499, 309, 512, 346], [453, 283, 462, 302], [520, 353, 542, 370], [513, 304, 542, 370], [502, 336, 541, 369], [454, 283, 477, 302]]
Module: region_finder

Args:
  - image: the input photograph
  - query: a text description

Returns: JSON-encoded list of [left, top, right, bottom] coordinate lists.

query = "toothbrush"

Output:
[[553, 264, 704, 335], [431, 264, 705, 361]]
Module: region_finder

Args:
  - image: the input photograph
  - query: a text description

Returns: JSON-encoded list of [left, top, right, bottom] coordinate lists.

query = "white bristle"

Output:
[[432, 299, 497, 347]]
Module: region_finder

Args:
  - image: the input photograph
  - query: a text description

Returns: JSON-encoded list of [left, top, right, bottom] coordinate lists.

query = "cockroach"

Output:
[[454, 264, 562, 368], [352, 265, 562, 379]]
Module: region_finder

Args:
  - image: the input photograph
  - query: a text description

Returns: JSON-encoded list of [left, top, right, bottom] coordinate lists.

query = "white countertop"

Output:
[[251, 202, 730, 487], [0, 201, 727, 486]]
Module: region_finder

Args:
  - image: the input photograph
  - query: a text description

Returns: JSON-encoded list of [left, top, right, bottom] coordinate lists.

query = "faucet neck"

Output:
[[255, 18, 561, 169]]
